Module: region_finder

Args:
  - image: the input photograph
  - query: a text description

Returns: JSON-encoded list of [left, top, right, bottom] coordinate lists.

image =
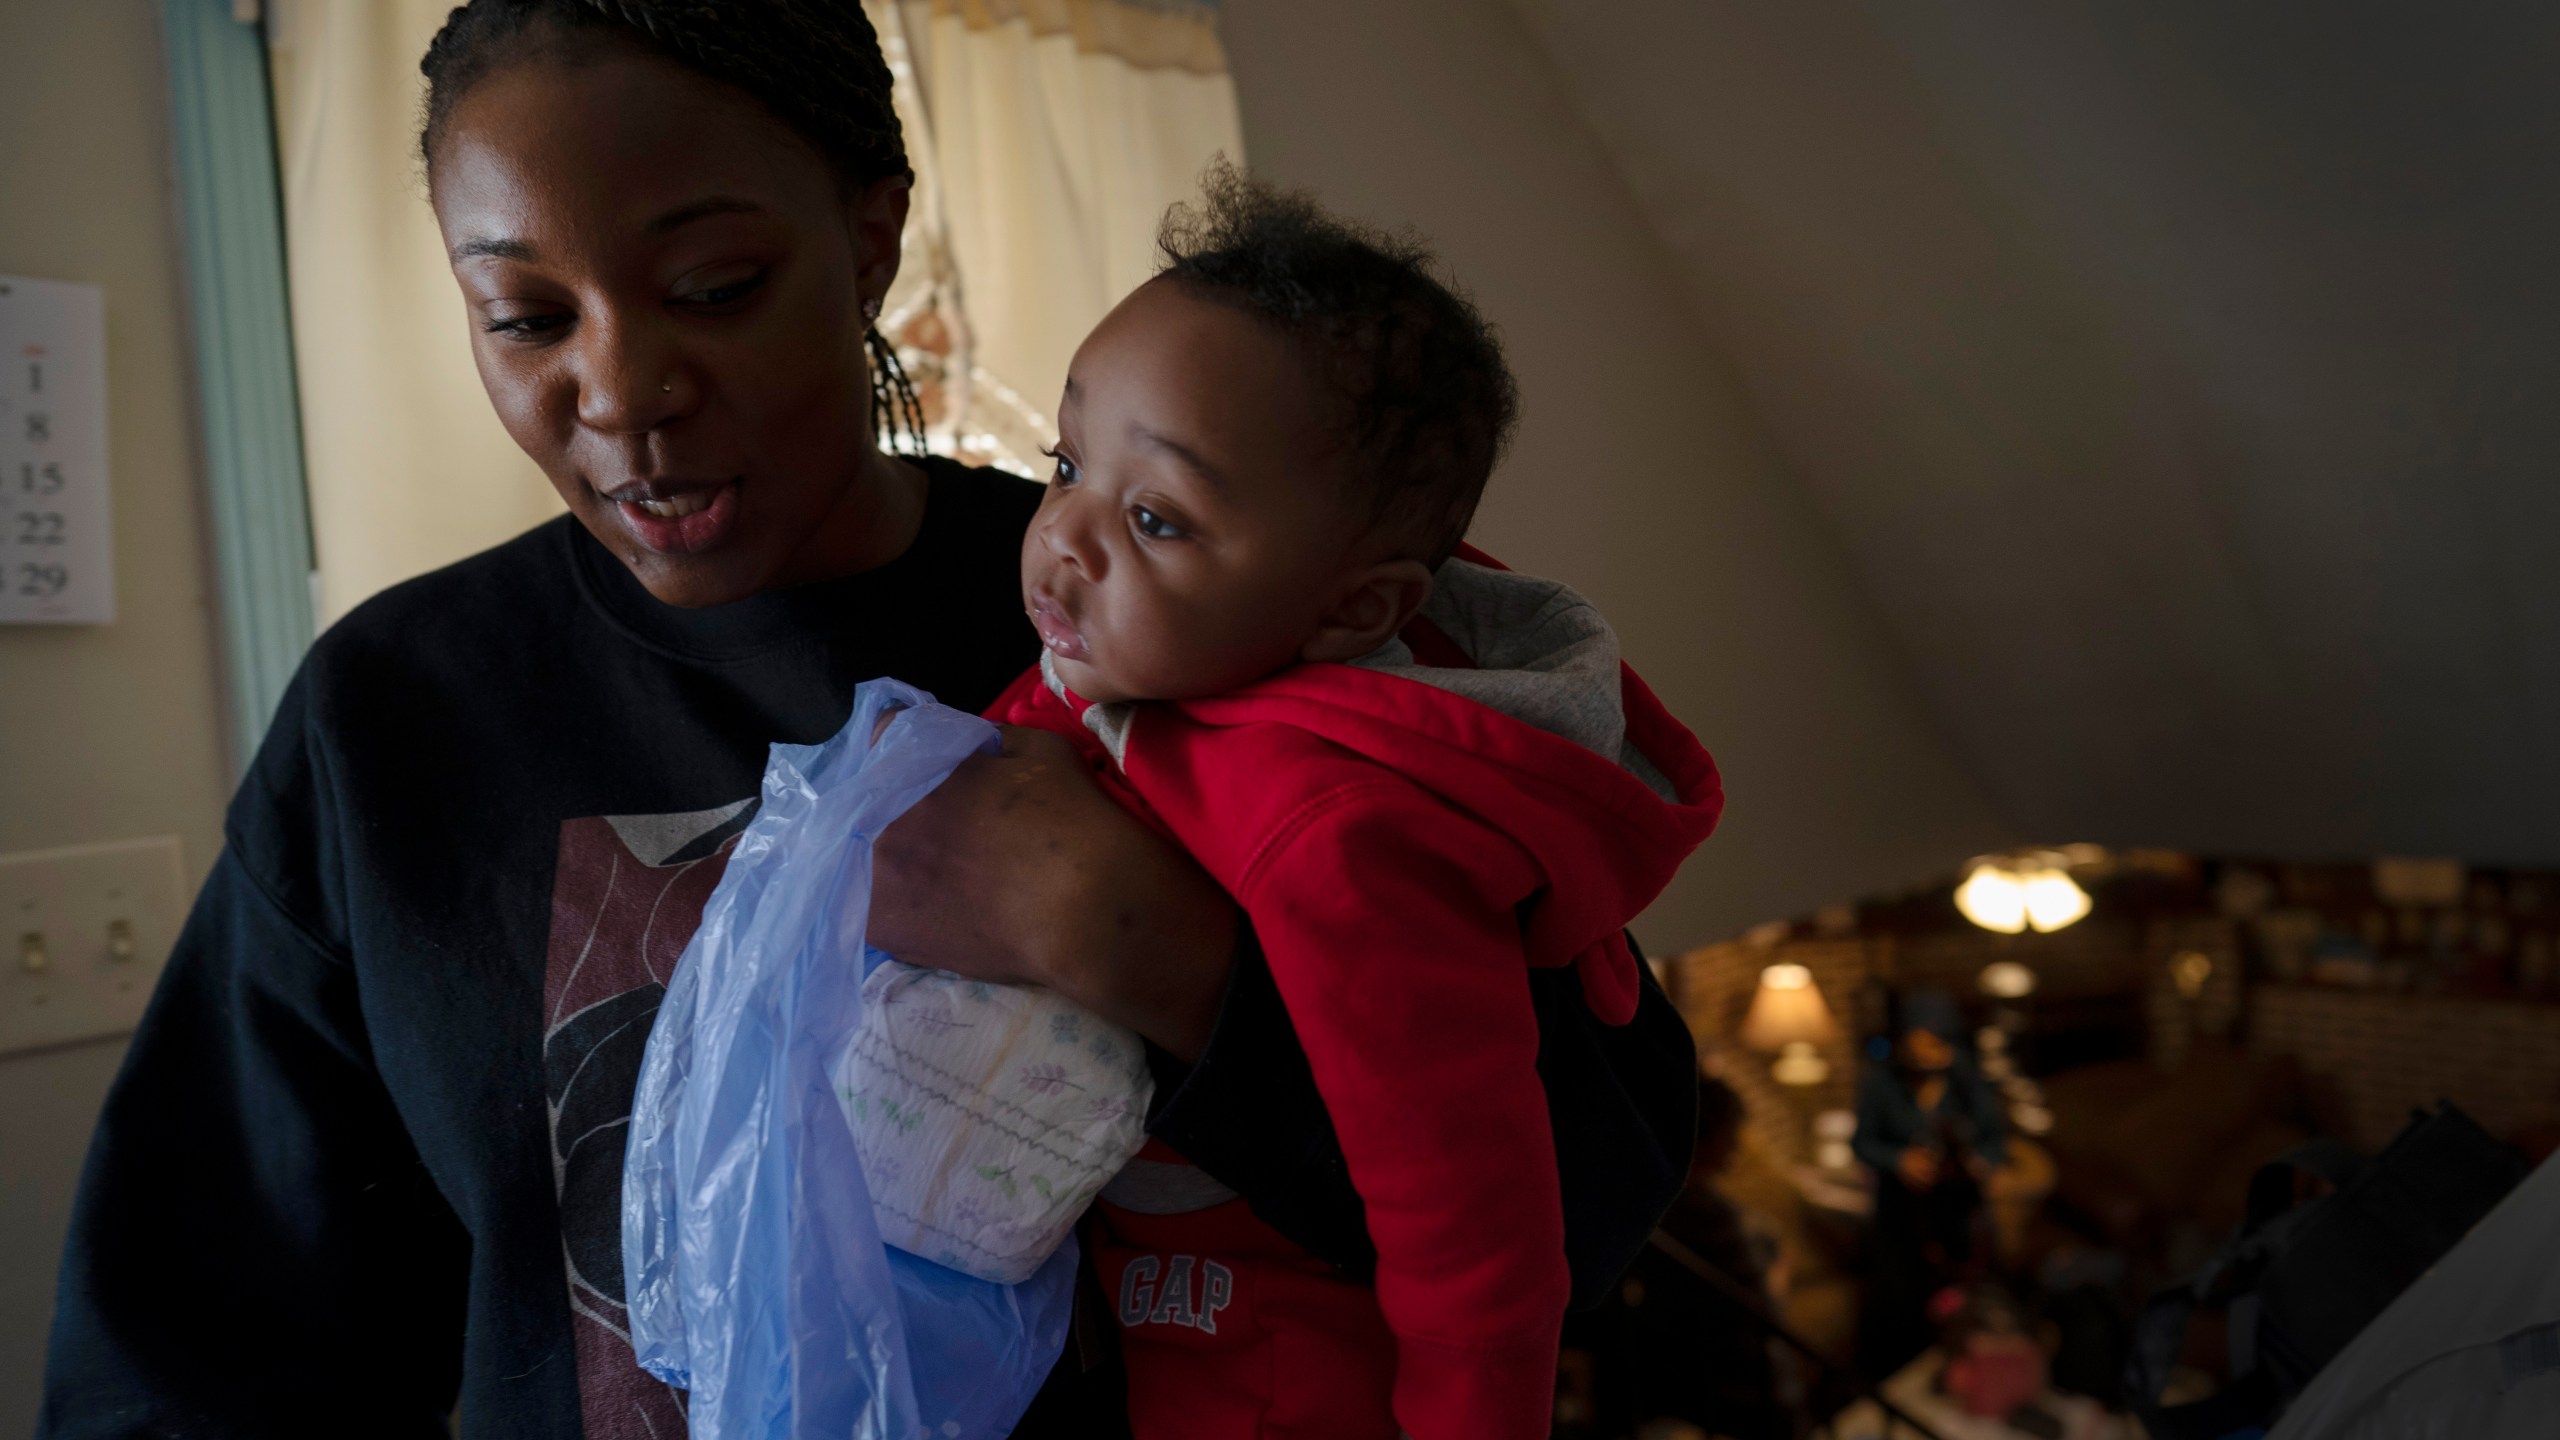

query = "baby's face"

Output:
[[1022, 279, 1389, 704]]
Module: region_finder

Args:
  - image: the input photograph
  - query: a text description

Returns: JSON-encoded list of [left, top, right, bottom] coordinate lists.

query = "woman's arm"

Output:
[[1960, 1065, 2012, 1169], [866, 724, 1235, 1058], [1850, 1064, 1918, 1175], [869, 726, 1701, 1307]]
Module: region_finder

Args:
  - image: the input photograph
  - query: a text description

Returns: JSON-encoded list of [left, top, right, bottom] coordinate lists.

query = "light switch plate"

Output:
[[0, 836, 185, 1057]]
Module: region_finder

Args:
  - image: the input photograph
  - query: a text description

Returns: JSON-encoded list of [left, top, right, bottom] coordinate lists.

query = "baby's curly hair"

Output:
[[1157, 162, 1518, 566]]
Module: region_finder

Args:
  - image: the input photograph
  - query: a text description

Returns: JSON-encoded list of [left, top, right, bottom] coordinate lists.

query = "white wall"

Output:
[[1221, 0, 2011, 951], [0, 0, 233, 1429]]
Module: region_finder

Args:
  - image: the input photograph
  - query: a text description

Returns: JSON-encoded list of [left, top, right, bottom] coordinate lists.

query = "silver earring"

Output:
[[660, 379, 674, 393], [861, 296, 882, 325]]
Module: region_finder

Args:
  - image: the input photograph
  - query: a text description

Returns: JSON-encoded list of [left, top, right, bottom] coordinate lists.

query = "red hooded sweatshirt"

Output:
[[989, 549, 1721, 1440]]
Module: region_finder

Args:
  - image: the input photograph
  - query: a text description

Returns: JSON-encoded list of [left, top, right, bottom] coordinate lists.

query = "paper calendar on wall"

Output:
[[0, 275, 113, 624]]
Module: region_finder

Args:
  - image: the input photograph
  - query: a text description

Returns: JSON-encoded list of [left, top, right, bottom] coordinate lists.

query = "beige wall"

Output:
[[0, 0, 233, 1428], [1221, 0, 2011, 952]]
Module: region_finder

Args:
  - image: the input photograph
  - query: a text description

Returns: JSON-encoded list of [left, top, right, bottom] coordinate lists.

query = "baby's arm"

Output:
[[1239, 781, 1566, 1440]]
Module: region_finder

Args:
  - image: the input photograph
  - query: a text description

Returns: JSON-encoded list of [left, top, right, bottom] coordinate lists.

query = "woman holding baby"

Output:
[[39, 4, 1703, 1438]]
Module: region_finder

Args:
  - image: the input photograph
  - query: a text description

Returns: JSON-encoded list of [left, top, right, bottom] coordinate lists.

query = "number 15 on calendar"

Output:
[[0, 274, 113, 624]]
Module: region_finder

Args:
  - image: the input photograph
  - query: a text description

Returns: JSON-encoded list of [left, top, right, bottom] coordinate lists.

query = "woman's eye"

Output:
[[1132, 506, 1184, 541], [483, 310, 572, 340], [676, 268, 766, 309], [1042, 448, 1079, 487]]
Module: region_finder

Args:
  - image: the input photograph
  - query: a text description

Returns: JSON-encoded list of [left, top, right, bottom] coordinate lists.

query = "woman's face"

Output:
[[430, 39, 911, 607]]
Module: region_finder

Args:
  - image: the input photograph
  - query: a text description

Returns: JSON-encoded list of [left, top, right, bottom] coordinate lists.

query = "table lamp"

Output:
[[1739, 962, 1840, 1085]]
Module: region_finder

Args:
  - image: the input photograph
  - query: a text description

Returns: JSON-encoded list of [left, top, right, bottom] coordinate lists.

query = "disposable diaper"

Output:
[[842, 956, 1153, 1284]]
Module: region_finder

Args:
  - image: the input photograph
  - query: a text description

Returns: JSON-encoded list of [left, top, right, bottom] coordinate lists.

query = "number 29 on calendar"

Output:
[[0, 274, 113, 624]]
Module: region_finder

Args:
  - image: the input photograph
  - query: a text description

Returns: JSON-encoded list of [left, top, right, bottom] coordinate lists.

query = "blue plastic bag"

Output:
[[622, 680, 1079, 1440]]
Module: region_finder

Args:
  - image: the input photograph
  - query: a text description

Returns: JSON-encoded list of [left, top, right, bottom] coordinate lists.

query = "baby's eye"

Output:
[[1042, 448, 1079, 487], [1131, 506, 1184, 541]]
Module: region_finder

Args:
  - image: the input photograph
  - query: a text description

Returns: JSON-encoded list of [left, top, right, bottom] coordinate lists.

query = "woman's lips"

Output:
[[1029, 596, 1089, 660], [605, 480, 741, 555]]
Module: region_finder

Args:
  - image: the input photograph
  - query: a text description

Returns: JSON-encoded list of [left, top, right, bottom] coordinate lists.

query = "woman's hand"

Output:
[[1897, 1146, 1942, 1191], [867, 724, 1237, 1060]]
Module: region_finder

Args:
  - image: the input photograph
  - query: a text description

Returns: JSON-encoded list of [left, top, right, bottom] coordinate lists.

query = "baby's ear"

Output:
[[1301, 559, 1435, 665]]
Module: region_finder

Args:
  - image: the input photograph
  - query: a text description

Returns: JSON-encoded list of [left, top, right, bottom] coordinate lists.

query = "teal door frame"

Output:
[[159, 0, 314, 773]]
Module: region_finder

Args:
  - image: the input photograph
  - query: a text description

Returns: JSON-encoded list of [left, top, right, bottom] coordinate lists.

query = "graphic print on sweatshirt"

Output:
[[542, 800, 757, 1440]]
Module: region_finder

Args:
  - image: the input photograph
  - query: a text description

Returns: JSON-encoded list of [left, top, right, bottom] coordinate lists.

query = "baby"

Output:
[[860, 167, 1722, 1440]]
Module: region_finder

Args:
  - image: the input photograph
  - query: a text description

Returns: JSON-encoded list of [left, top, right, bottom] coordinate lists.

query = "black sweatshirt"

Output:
[[40, 458, 1696, 1439]]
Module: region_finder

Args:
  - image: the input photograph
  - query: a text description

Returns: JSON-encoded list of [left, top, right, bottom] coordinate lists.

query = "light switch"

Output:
[[0, 836, 184, 1057]]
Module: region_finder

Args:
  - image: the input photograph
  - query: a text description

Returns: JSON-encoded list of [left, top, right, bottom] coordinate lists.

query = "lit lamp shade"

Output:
[[1739, 963, 1840, 1086], [1978, 960, 2038, 1000], [1956, 858, 2092, 935]]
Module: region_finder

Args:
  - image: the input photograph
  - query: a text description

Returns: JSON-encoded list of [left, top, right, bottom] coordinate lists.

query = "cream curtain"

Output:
[[268, 0, 1242, 624], [881, 0, 1244, 470], [267, 0, 560, 628]]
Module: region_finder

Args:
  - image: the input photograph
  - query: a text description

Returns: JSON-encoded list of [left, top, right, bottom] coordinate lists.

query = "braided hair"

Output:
[[419, 0, 927, 452]]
